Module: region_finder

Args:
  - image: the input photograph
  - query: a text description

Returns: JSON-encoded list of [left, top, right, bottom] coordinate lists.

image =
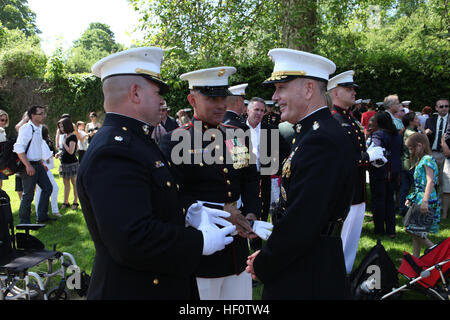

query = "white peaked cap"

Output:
[[362, 99, 371, 104], [355, 99, 363, 104], [229, 83, 248, 96], [327, 70, 358, 91], [402, 101, 411, 106], [92, 47, 167, 90], [263, 48, 336, 84], [180, 67, 236, 89], [376, 102, 384, 106]]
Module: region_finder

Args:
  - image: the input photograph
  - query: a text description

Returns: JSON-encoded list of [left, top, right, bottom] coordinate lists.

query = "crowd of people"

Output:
[[1, 45, 447, 301], [0, 107, 102, 223]]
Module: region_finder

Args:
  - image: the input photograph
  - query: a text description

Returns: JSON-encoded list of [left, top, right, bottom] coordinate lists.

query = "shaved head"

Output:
[[103, 76, 148, 112]]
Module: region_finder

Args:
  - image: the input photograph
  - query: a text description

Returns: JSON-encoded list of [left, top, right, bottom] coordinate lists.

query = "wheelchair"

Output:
[[0, 189, 82, 300]]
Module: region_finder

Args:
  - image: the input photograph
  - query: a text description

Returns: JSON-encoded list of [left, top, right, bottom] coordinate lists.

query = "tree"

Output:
[[66, 23, 123, 73], [0, 27, 46, 78], [0, 0, 40, 36]]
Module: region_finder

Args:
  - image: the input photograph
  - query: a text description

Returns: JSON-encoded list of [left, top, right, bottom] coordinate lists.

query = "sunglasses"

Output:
[[438, 105, 449, 109]]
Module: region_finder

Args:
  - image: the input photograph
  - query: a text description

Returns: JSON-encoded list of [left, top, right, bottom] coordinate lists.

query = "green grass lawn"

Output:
[[2, 165, 449, 300]]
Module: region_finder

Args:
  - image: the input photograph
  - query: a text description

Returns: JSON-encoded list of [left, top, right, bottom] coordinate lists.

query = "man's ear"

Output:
[[304, 79, 315, 100], [187, 92, 197, 109], [129, 82, 141, 104]]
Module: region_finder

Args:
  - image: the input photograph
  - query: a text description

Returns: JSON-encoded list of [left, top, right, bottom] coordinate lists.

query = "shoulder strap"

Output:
[[24, 124, 35, 155]]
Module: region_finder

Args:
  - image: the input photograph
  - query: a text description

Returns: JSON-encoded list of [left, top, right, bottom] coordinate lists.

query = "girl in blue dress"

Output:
[[405, 133, 441, 257]]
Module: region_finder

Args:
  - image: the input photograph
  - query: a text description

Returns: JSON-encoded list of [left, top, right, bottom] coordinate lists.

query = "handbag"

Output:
[[403, 203, 434, 238]]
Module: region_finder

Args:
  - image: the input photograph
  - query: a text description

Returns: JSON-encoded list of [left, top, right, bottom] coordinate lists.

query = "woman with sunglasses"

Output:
[[86, 112, 102, 144]]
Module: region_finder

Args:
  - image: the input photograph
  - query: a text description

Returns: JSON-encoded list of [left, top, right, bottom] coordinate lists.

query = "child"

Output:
[[405, 132, 441, 257]]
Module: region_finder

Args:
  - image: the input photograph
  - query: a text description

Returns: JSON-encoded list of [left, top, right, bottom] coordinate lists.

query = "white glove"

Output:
[[371, 156, 388, 168], [201, 224, 236, 255], [366, 146, 385, 162], [202, 206, 233, 228], [185, 202, 232, 229], [252, 221, 273, 240]]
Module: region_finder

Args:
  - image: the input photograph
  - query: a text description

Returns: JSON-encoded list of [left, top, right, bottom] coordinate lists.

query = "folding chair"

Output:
[[0, 189, 78, 300]]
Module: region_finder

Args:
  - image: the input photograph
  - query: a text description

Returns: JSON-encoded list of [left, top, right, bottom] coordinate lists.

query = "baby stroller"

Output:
[[0, 189, 83, 300], [381, 237, 450, 300]]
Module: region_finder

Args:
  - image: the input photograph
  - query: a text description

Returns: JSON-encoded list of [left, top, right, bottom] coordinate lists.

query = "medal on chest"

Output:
[[225, 137, 249, 169], [282, 150, 295, 178]]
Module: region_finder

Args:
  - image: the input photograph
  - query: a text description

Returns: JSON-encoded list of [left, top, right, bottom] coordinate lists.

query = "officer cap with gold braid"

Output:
[[263, 48, 336, 85], [91, 47, 169, 94]]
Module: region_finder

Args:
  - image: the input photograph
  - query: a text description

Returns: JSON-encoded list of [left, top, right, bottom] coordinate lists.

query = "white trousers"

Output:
[[196, 271, 252, 300], [341, 202, 366, 274], [35, 170, 59, 214]]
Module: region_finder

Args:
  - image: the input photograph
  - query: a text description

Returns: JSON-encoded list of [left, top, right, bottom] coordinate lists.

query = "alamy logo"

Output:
[[366, 265, 381, 290], [66, 265, 81, 290]]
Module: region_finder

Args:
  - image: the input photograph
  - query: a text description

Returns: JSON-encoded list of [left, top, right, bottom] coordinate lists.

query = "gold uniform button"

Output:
[[227, 180, 231, 185], [219, 156, 224, 161], [153, 278, 159, 285], [166, 181, 171, 187], [122, 127, 127, 131], [215, 145, 221, 150], [223, 168, 229, 174], [211, 134, 216, 139], [228, 192, 232, 197], [182, 208, 186, 215], [200, 162, 204, 167], [292, 138, 296, 144], [176, 184, 180, 190]]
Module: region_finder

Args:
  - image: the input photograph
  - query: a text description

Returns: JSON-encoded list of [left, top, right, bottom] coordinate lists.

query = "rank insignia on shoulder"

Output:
[[114, 136, 124, 142], [313, 121, 320, 130], [155, 161, 165, 168]]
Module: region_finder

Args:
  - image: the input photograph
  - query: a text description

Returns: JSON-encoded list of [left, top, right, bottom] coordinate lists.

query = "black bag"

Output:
[[349, 240, 399, 300], [0, 126, 34, 176]]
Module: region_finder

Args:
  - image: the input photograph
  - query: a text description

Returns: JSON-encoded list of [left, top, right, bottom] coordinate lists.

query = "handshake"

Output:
[[186, 202, 273, 256]]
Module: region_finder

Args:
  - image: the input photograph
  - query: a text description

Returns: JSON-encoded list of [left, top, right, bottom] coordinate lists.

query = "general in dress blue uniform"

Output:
[[246, 48, 357, 299]]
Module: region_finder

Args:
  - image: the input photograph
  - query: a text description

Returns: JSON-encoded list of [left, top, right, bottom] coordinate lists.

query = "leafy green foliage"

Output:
[[0, 0, 40, 36], [66, 22, 124, 74], [0, 27, 46, 78]]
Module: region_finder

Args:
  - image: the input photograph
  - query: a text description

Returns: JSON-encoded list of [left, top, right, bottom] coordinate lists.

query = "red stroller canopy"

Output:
[[399, 238, 450, 288]]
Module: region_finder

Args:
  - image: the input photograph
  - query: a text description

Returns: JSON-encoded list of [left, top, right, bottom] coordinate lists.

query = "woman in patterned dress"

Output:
[[405, 132, 441, 257]]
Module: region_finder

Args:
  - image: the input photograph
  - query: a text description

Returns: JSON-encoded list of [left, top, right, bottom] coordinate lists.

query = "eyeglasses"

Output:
[[438, 105, 449, 109]]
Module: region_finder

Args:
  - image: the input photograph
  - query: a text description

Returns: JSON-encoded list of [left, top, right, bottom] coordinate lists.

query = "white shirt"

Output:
[[247, 120, 261, 172], [13, 120, 43, 161], [78, 129, 89, 151], [432, 114, 448, 150]]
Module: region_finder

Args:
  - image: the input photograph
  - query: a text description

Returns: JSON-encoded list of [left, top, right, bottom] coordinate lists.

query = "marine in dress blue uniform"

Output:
[[328, 71, 387, 274], [160, 68, 263, 300], [222, 83, 249, 131], [246, 48, 357, 299]]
